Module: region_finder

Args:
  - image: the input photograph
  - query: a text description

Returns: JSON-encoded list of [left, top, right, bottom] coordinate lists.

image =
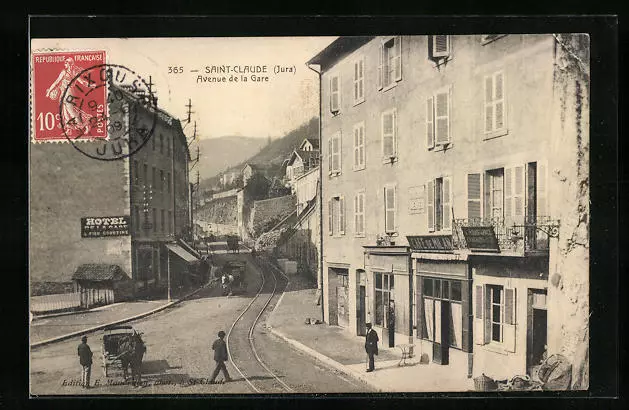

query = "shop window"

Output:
[[375, 273, 394, 327], [451, 281, 462, 302]]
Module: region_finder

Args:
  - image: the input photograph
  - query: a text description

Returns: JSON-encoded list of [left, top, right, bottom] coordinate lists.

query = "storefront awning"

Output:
[[166, 244, 199, 264]]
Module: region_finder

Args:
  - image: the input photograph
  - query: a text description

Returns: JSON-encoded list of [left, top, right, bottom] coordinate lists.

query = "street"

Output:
[[30, 254, 373, 394]]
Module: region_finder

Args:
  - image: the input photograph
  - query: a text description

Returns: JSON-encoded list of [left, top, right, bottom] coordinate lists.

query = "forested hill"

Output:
[[200, 117, 319, 190], [197, 136, 267, 182]]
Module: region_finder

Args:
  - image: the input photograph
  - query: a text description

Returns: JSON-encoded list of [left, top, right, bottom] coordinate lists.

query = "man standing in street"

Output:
[[365, 323, 379, 372], [77, 335, 93, 388], [209, 330, 232, 383]]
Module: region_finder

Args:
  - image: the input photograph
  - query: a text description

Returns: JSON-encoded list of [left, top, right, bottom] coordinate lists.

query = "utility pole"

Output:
[[146, 76, 157, 107], [185, 99, 194, 124]]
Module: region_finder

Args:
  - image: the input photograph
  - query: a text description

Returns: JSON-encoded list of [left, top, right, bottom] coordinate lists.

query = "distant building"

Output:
[[242, 163, 273, 186], [30, 84, 197, 297]]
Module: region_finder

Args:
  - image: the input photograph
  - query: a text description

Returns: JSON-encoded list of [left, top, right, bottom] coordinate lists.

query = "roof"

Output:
[[288, 150, 319, 167], [72, 264, 129, 281], [300, 138, 320, 150], [307, 37, 374, 72]]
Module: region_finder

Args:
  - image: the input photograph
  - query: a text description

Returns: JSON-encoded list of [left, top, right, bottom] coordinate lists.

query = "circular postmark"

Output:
[[59, 63, 157, 161]]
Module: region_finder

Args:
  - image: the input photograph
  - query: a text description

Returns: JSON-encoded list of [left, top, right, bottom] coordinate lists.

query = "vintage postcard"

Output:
[[29, 33, 590, 395]]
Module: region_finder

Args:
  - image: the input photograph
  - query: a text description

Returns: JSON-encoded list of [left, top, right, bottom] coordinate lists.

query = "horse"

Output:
[[115, 331, 147, 386]]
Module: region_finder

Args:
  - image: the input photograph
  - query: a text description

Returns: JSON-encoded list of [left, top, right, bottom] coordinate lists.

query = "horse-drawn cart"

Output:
[[221, 260, 247, 296], [101, 325, 146, 382]]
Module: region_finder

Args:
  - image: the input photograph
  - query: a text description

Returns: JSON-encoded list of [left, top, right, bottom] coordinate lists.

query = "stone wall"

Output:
[[249, 195, 296, 237], [547, 33, 590, 390]]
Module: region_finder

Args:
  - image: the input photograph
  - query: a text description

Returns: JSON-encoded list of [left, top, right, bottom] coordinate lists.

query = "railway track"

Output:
[[225, 255, 293, 393]]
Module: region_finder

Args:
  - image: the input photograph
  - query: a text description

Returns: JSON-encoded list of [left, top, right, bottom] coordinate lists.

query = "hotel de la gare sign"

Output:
[[81, 216, 130, 238]]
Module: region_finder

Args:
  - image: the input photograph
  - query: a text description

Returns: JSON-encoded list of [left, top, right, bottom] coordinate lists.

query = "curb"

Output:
[[32, 302, 127, 322], [30, 279, 218, 349], [268, 327, 384, 393]]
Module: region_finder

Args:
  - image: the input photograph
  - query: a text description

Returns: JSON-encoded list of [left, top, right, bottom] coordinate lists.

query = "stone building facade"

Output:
[[308, 34, 588, 385]]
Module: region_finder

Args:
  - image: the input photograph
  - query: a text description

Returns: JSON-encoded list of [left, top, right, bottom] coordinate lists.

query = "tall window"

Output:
[[167, 136, 171, 156], [134, 205, 140, 233], [426, 87, 452, 149], [420, 278, 463, 348], [474, 284, 516, 352], [159, 170, 165, 192], [353, 122, 365, 170], [484, 71, 506, 135], [167, 172, 172, 193], [328, 195, 345, 236], [379, 36, 402, 89], [133, 160, 139, 184], [330, 75, 340, 114], [353, 57, 365, 104], [168, 210, 173, 233], [354, 190, 365, 237], [160, 134, 164, 154], [427, 177, 451, 232], [381, 109, 397, 159], [152, 167, 157, 189], [487, 168, 504, 221], [375, 273, 394, 327], [489, 285, 504, 343], [328, 132, 341, 175], [143, 163, 148, 186], [161, 209, 165, 232], [384, 185, 396, 234], [152, 207, 157, 233]]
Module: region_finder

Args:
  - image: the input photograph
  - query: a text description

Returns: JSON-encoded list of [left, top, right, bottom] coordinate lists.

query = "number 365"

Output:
[[168, 66, 184, 74]]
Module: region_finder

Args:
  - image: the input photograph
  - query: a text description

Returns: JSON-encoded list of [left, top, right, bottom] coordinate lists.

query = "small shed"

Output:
[[72, 264, 134, 309]]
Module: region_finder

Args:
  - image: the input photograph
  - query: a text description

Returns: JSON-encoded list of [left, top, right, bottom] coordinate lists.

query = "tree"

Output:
[[244, 172, 270, 201]]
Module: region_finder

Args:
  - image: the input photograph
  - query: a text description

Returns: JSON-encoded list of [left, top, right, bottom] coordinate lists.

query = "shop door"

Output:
[[432, 300, 450, 365], [357, 285, 366, 336], [337, 282, 350, 328]]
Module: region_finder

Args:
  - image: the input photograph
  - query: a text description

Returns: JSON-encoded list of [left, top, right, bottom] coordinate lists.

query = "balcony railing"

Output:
[[452, 216, 559, 254]]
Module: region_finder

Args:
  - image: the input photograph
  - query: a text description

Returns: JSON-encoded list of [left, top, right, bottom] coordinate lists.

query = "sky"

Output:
[[31, 36, 337, 140]]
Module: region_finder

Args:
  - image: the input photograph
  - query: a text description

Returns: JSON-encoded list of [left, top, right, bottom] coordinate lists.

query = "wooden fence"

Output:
[[30, 292, 81, 314]]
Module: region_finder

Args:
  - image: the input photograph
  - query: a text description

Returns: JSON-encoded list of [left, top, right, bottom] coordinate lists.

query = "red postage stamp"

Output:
[[31, 50, 107, 141]]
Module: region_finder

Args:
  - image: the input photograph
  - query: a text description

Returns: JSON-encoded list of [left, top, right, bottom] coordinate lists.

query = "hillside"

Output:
[[200, 117, 319, 190], [197, 136, 267, 183]]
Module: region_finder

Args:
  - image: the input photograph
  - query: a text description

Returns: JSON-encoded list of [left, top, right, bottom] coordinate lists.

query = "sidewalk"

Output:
[[30, 280, 216, 347], [267, 274, 475, 392]]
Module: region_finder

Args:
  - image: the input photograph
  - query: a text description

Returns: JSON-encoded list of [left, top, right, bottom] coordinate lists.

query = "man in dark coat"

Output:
[[77, 335, 93, 388], [365, 323, 379, 372], [209, 330, 232, 383]]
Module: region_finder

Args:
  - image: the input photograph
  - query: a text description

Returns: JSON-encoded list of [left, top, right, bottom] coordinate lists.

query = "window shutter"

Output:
[[353, 126, 359, 168], [442, 177, 452, 230], [378, 43, 384, 90], [394, 36, 402, 81], [353, 62, 359, 102], [537, 162, 547, 218], [474, 285, 485, 345], [339, 196, 345, 235], [483, 286, 492, 344], [426, 96, 434, 149], [328, 137, 332, 174], [382, 112, 394, 157], [433, 35, 450, 58], [513, 165, 525, 224], [504, 287, 516, 353], [494, 72, 505, 130], [385, 186, 396, 233], [358, 59, 364, 100], [427, 180, 435, 232], [435, 91, 450, 145], [330, 76, 339, 113], [359, 125, 365, 167], [328, 199, 333, 235], [359, 193, 365, 234], [332, 134, 340, 173], [467, 173, 482, 220], [504, 167, 513, 224], [392, 109, 397, 156], [484, 76, 494, 133], [354, 194, 359, 233]]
